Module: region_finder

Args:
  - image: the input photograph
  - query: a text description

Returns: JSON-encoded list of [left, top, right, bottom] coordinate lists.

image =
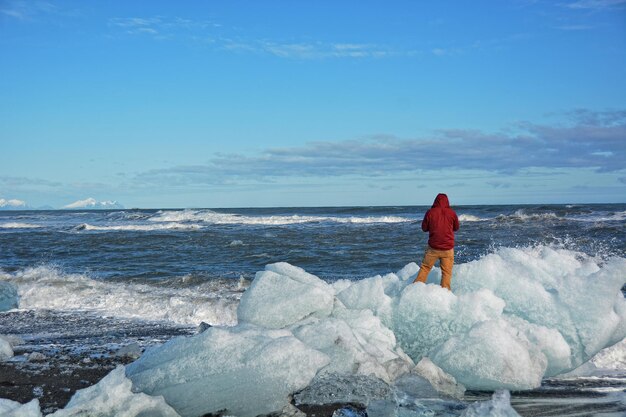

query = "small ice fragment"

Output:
[[196, 322, 212, 333], [27, 352, 47, 362], [0, 281, 18, 312], [294, 374, 391, 406], [413, 357, 465, 399], [0, 398, 42, 417], [461, 390, 521, 417], [0, 336, 14, 360], [32, 386, 44, 397], [332, 405, 367, 417], [115, 342, 142, 359]]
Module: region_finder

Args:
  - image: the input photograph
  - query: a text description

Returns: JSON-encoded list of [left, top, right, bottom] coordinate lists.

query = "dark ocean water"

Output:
[[1, 204, 624, 282]]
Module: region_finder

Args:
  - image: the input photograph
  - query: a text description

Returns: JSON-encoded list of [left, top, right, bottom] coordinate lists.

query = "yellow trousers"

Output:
[[414, 246, 454, 290]]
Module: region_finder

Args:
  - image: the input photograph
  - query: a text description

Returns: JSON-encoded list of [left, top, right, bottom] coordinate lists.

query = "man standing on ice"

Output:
[[413, 193, 460, 290]]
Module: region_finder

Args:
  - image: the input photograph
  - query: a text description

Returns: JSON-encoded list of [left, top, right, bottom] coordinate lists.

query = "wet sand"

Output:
[[0, 356, 133, 414]]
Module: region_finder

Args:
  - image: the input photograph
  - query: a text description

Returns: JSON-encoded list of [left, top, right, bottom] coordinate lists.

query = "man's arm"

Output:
[[421, 211, 429, 232], [453, 213, 460, 232]]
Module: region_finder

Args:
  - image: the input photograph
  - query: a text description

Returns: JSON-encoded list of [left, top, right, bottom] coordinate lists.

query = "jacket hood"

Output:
[[432, 193, 450, 208]]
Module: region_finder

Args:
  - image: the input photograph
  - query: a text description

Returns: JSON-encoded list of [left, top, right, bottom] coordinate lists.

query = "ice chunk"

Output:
[[126, 324, 329, 417], [0, 398, 42, 417], [49, 365, 180, 417], [431, 319, 546, 390], [123, 245, 626, 411], [505, 316, 571, 375], [115, 342, 143, 359], [0, 336, 13, 360], [294, 374, 392, 406], [0, 281, 18, 311], [563, 337, 626, 377], [396, 262, 419, 282], [461, 390, 521, 417], [238, 263, 334, 328], [453, 247, 626, 369], [336, 275, 393, 326], [292, 307, 412, 383], [413, 357, 465, 399], [393, 284, 505, 361]]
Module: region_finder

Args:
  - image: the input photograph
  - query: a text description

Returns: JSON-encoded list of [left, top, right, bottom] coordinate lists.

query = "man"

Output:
[[413, 193, 460, 290]]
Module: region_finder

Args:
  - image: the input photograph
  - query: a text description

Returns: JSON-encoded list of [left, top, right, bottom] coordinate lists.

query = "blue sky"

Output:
[[1, 0, 625, 208]]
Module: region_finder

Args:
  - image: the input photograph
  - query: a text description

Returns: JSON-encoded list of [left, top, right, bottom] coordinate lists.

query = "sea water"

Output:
[[0, 204, 625, 416]]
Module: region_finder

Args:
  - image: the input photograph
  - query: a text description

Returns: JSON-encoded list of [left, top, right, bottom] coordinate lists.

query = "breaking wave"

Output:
[[148, 209, 413, 225], [0, 266, 240, 326], [458, 214, 484, 222], [74, 223, 203, 232], [0, 222, 42, 229], [496, 209, 561, 222]]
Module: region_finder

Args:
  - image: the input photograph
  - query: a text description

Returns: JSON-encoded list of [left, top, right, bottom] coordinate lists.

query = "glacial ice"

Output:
[[0, 280, 18, 312], [2, 246, 624, 417], [123, 246, 625, 416], [237, 262, 335, 328], [0, 336, 13, 360], [0, 398, 42, 417], [49, 366, 180, 417], [460, 390, 521, 417], [126, 324, 329, 417]]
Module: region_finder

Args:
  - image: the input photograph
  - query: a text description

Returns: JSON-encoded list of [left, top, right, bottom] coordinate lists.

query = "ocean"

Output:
[[1, 204, 625, 416]]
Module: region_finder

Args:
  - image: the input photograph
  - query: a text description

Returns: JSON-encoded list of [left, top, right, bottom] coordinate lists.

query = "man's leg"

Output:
[[439, 249, 454, 290], [414, 248, 438, 283]]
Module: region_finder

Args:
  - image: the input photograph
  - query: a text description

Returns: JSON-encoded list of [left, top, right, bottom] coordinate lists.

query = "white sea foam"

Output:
[[0, 266, 239, 326], [496, 209, 560, 222], [458, 214, 484, 222], [569, 210, 626, 223], [0, 222, 42, 229], [75, 223, 203, 232], [149, 209, 412, 225]]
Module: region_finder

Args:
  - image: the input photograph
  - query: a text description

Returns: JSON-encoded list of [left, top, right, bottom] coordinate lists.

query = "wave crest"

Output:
[[148, 209, 413, 225]]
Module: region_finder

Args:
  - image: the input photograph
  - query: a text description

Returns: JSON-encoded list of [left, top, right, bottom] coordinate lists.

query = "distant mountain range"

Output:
[[0, 199, 29, 210], [0, 197, 124, 210], [62, 198, 124, 210]]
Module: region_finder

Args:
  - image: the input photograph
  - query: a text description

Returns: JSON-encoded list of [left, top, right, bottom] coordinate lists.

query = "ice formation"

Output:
[[123, 246, 625, 416], [0, 281, 18, 312], [460, 390, 521, 417], [0, 398, 42, 417], [0, 336, 14, 360], [2, 246, 624, 416], [126, 325, 329, 417], [49, 366, 180, 417]]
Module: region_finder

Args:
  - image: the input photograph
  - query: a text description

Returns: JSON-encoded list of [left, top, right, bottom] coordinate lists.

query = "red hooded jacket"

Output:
[[421, 194, 459, 250]]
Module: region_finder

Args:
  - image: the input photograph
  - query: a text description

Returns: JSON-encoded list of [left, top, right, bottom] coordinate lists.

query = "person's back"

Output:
[[414, 193, 459, 290], [422, 193, 459, 250]]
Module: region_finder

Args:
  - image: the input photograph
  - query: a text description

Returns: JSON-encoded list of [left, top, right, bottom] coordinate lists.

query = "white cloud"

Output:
[[565, 0, 626, 9], [133, 109, 626, 187]]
